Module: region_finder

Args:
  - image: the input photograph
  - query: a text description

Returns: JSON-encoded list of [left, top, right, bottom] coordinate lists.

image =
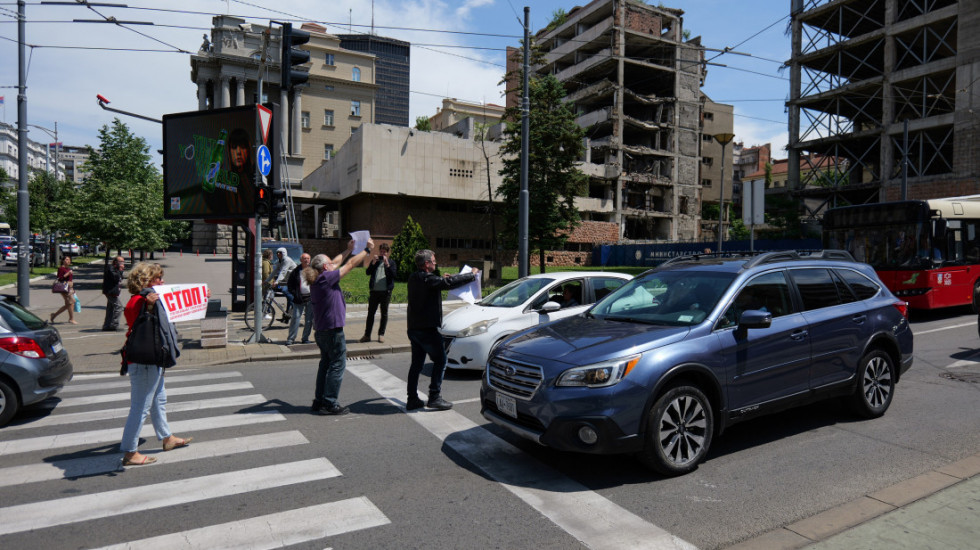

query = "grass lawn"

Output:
[[0, 255, 103, 287], [338, 264, 644, 304]]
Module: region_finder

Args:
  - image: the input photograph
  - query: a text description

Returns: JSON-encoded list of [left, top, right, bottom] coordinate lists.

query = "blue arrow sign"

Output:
[[257, 145, 272, 177]]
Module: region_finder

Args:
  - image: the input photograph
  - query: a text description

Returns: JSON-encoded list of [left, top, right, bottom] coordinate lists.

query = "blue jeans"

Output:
[[287, 300, 312, 344], [407, 328, 448, 400], [120, 364, 171, 452], [314, 328, 346, 407]]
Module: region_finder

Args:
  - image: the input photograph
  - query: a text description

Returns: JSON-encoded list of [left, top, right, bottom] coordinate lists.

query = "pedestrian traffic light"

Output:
[[255, 184, 271, 216], [270, 188, 287, 217], [280, 23, 310, 91]]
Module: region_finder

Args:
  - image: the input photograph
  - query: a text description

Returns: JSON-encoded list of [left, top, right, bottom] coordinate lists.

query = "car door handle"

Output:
[[851, 314, 867, 324], [790, 329, 808, 341]]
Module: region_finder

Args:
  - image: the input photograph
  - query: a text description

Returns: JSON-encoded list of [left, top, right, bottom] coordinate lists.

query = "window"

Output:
[[836, 269, 880, 301], [590, 277, 627, 302], [703, 157, 714, 166], [324, 144, 334, 161], [301, 111, 310, 129], [705, 112, 714, 120], [701, 179, 712, 187], [350, 100, 361, 117], [790, 269, 842, 311], [350, 126, 359, 135], [325, 53, 335, 65], [702, 134, 713, 142], [720, 271, 793, 328], [323, 109, 334, 126], [352, 67, 361, 82]]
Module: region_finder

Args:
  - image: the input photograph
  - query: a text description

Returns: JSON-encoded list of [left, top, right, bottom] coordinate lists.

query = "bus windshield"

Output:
[[823, 201, 943, 270]]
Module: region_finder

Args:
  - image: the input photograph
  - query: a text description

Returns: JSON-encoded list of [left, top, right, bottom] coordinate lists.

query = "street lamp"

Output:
[[713, 132, 736, 253], [28, 122, 59, 180]]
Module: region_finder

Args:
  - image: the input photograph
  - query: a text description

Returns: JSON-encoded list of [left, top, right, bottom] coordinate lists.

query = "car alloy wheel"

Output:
[[850, 349, 894, 419], [0, 378, 20, 427], [638, 384, 713, 476]]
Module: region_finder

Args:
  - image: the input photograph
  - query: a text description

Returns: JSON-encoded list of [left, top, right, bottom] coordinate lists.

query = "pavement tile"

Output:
[[936, 452, 980, 479], [785, 496, 894, 541]]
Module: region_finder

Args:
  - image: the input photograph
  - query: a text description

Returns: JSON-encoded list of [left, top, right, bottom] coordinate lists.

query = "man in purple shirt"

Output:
[[307, 238, 373, 415]]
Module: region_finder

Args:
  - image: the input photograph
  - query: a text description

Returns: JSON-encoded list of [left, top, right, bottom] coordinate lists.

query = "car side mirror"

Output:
[[540, 301, 561, 313], [739, 309, 772, 329]]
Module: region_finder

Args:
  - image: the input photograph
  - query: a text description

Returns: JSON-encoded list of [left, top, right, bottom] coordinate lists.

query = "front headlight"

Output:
[[456, 318, 497, 338], [556, 355, 641, 388]]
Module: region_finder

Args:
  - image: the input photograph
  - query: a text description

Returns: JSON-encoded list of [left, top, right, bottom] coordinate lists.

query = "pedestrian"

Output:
[[307, 239, 373, 415], [285, 252, 313, 345], [406, 249, 479, 411], [118, 262, 194, 466], [360, 242, 396, 343], [266, 247, 296, 322], [50, 255, 77, 325], [102, 256, 126, 331], [261, 249, 273, 320]]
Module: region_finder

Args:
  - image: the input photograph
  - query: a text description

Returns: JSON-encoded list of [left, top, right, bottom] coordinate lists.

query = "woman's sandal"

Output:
[[163, 436, 193, 451], [122, 453, 157, 466]]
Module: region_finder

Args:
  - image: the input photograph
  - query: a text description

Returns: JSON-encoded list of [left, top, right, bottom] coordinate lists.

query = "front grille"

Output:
[[487, 357, 542, 400]]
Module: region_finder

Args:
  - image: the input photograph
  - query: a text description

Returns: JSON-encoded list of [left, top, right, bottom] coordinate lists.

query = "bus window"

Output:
[[0, 223, 10, 236]]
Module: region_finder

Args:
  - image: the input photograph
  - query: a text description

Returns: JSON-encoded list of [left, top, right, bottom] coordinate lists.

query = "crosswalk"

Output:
[[0, 370, 390, 548]]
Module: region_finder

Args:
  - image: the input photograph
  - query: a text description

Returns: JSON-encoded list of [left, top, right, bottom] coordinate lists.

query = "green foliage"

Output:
[[701, 202, 719, 220], [0, 169, 73, 232], [389, 215, 429, 281], [414, 116, 431, 132], [544, 9, 568, 32], [497, 74, 587, 271], [728, 214, 750, 240], [58, 119, 185, 252], [759, 193, 803, 239]]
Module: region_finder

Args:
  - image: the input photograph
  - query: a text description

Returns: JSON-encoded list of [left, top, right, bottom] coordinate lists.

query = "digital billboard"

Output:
[[163, 105, 275, 220]]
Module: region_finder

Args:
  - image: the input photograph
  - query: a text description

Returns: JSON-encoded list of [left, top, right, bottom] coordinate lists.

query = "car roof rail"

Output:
[[742, 249, 857, 269], [742, 250, 801, 269], [803, 249, 857, 262]]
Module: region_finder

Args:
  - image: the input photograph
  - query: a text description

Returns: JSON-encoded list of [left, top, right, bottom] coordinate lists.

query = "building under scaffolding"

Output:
[[788, 0, 980, 221], [527, 0, 709, 242]]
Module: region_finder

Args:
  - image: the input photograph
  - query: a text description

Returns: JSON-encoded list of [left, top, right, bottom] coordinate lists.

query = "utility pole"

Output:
[[17, 0, 30, 306], [518, 6, 530, 278], [713, 132, 736, 253]]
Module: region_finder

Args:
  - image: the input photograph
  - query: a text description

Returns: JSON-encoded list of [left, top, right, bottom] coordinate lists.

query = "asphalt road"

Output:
[[0, 307, 978, 549]]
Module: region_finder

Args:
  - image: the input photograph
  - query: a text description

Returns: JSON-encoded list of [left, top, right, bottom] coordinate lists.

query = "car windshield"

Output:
[[0, 297, 47, 331], [591, 270, 736, 326], [478, 277, 554, 307]]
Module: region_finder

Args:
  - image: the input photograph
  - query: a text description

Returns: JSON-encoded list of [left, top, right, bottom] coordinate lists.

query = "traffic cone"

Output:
[[196, 249, 199, 256], [180, 249, 183, 257]]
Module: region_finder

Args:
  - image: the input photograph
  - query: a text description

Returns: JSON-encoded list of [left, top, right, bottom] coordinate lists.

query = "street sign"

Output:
[[257, 104, 272, 145], [257, 145, 272, 177]]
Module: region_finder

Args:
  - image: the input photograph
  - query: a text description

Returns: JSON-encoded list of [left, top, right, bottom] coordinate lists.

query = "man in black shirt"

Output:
[[406, 249, 478, 411], [102, 256, 126, 331]]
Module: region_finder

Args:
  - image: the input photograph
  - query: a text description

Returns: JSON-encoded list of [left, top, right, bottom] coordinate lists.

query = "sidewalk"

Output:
[[4, 253, 414, 374], [6, 254, 979, 550]]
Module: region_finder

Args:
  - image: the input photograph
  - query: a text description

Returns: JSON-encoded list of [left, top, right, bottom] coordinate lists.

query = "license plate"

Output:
[[52, 341, 63, 354], [495, 393, 517, 418]]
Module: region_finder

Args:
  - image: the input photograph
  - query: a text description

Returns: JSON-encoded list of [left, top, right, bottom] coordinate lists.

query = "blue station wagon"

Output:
[[481, 251, 914, 476]]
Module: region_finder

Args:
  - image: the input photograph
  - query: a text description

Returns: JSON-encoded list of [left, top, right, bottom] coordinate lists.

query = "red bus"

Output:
[[822, 197, 980, 311]]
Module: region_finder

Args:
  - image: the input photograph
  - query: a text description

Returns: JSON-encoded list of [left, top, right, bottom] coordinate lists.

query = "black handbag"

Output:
[[123, 306, 168, 367]]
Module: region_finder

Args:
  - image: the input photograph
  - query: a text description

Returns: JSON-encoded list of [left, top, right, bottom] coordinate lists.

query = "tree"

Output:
[[0, 169, 73, 233], [497, 74, 587, 271], [414, 116, 431, 132], [474, 121, 499, 278], [390, 215, 429, 281], [59, 119, 187, 257]]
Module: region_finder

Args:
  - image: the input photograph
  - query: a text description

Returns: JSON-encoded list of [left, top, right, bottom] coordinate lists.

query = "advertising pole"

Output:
[[17, 0, 30, 306], [250, 104, 264, 344]]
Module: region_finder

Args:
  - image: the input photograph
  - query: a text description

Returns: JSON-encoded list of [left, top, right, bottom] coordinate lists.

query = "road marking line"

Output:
[[42, 381, 255, 409], [452, 397, 481, 404], [348, 362, 697, 550], [0, 410, 284, 456], [0, 458, 341, 536], [61, 371, 242, 393], [93, 496, 388, 550], [6, 394, 269, 431], [0, 430, 309, 488], [914, 321, 976, 336]]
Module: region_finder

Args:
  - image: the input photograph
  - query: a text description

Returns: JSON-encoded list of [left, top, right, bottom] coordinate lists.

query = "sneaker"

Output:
[[427, 396, 453, 410], [406, 397, 425, 411], [378, 335, 385, 343], [310, 399, 324, 414], [263, 314, 273, 320], [301, 340, 310, 345], [358, 334, 371, 343], [320, 403, 350, 416], [279, 315, 290, 323], [285, 341, 294, 346]]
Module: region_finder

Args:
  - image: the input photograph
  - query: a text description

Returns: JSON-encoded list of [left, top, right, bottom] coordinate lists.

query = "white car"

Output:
[[59, 243, 80, 256], [440, 271, 632, 371]]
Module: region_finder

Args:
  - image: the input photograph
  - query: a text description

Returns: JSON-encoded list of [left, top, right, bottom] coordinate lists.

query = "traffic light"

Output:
[[270, 188, 287, 227], [280, 23, 310, 91], [255, 184, 271, 217]]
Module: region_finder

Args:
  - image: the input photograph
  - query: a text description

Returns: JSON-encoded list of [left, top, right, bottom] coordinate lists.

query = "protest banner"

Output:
[[152, 283, 209, 323]]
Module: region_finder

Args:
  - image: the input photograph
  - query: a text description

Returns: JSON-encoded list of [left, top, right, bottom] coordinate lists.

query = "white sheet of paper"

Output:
[[152, 283, 209, 323], [349, 230, 371, 253], [449, 265, 482, 304]]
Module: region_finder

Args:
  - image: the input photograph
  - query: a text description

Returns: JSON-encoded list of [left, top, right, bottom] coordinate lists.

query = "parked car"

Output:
[[440, 271, 632, 371], [5, 245, 46, 267], [59, 243, 81, 256], [0, 236, 14, 260], [481, 250, 914, 476], [0, 294, 74, 427]]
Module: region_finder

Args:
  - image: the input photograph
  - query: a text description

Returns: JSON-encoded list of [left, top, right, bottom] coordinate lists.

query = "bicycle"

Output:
[[244, 289, 291, 331]]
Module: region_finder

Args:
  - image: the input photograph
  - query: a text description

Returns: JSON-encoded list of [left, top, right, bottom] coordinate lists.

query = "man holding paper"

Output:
[[405, 249, 479, 411]]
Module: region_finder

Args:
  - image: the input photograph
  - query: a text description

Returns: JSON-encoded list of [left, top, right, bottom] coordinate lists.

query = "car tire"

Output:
[[972, 280, 980, 314], [0, 378, 20, 427], [849, 349, 895, 419], [637, 384, 714, 476]]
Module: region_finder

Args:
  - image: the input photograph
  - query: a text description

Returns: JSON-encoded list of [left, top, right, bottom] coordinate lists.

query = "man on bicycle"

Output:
[[265, 247, 297, 323]]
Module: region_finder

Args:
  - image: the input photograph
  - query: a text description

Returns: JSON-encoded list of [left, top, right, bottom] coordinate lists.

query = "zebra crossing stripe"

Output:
[[93, 496, 389, 550], [0, 410, 285, 456], [40, 381, 255, 409], [0, 430, 310, 488], [61, 371, 243, 393], [5, 394, 269, 431], [0, 458, 341, 536], [347, 362, 697, 550]]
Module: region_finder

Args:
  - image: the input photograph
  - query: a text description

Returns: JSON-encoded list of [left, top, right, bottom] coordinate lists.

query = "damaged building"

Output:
[[514, 0, 721, 242]]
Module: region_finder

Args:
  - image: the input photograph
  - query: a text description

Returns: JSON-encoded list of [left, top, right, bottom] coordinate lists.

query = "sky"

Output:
[[0, 0, 792, 164]]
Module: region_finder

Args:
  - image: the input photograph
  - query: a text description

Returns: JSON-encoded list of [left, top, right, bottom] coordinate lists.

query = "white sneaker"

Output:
[[263, 314, 272, 320]]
